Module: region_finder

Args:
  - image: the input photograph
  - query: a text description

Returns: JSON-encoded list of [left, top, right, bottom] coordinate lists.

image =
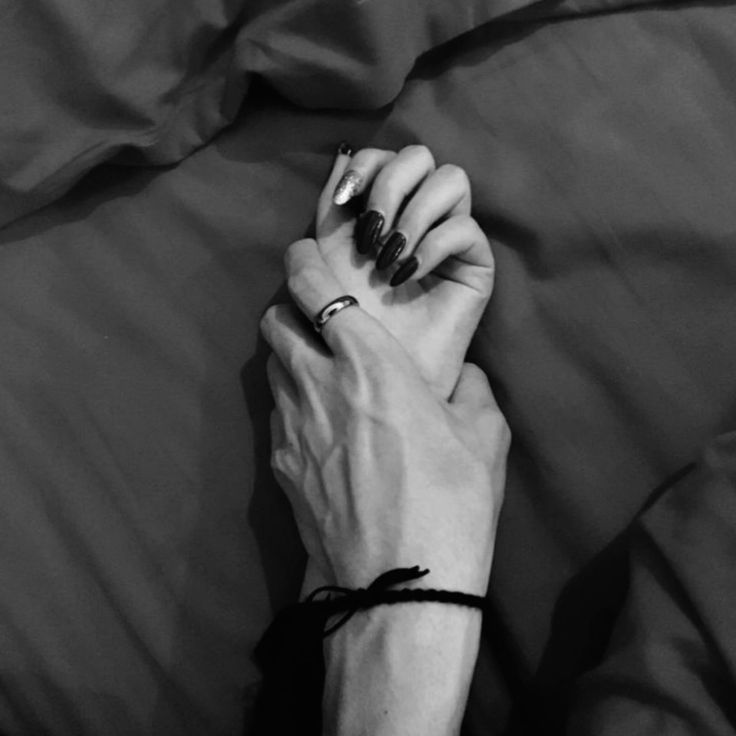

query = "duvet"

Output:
[[1, 1, 735, 734]]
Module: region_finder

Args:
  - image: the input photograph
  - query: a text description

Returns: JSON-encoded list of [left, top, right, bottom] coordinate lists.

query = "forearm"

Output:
[[322, 603, 482, 736]]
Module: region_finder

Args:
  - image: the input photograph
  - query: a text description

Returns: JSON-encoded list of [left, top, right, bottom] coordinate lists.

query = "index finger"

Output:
[[285, 238, 386, 355]]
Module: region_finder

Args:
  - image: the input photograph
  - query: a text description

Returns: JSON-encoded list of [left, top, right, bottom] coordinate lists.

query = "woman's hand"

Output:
[[261, 239, 509, 595], [312, 144, 494, 400]]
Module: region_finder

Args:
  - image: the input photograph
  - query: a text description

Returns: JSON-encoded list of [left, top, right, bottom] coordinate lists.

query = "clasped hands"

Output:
[[260, 144, 509, 599]]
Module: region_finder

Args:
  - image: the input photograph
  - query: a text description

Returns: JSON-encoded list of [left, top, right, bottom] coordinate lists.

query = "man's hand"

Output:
[[261, 238, 508, 596], [312, 144, 494, 400], [261, 237, 509, 735], [260, 144, 509, 735]]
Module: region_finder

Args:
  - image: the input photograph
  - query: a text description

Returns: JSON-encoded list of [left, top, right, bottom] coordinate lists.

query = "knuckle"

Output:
[[288, 263, 320, 304], [285, 245, 317, 301], [286, 273, 301, 301], [283, 241, 299, 272], [371, 170, 399, 202], [351, 147, 390, 166], [477, 228, 495, 266], [457, 215, 494, 261], [486, 239, 496, 268], [468, 216, 491, 246], [401, 144, 435, 168], [452, 212, 476, 230], [467, 215, 484, 235], [417, 226, 442, 252], [378, 175, 402, 201], [437, 163, 469, 187], [271, 446, 292, 476], [260, 305, 279, 340], [283, 238, 316, 276], [466, 362, 487, 384]]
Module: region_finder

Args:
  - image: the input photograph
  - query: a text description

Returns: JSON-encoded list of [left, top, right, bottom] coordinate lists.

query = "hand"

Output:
[[261, 239, 509, 594], [312, 144, 495, 400]]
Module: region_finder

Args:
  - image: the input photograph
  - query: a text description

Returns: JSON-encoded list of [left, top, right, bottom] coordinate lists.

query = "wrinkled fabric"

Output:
[[1, 0, 657, 229], [569, 432, 736, 736], [0, 0, 248, 227], [0, 1, 735, 734], [0, 0, 518, 228], [253, 432, 736, 735]]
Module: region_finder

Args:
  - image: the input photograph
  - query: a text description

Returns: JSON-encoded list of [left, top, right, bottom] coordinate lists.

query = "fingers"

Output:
[[260, 301, 331, 387], [263, 235, 406, 369], [450, 363, 495, 409], [316, 143, 361, 239], [359, 145, 437, 256], [326, 144, 437, 254], [332, 145, 487, 294], [284, 238, 350, 322], [320, 144, 399, 246], [396, 215, 495, 295], [452, 363, 511, 455], [317, 141, 493, 322], [381, 163, 470, 269], [329, 147, 397, 207], [283, 238, 390, 356], [374, 161, 468, 273]]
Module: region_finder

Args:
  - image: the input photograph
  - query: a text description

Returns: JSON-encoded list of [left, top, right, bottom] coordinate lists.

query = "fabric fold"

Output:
[[1, 0, 653, 230], [569, 431, 736, 735]]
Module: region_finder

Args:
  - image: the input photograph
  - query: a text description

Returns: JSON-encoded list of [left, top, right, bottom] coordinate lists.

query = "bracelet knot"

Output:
[[305, 565, 430, 635], [304, 565, 485, 636]]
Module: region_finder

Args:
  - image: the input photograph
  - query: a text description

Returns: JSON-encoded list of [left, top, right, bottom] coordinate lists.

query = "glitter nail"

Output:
[[332, 170, 362, 205]]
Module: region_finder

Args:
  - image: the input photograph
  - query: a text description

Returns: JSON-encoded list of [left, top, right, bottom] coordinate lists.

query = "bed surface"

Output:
[[1, 2, 735, 734]]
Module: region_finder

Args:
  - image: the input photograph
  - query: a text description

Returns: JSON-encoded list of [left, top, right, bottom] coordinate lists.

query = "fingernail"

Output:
[[376, 232, 406, 271], [337, 140, 353, 156], [333, 170, 362, 205], [355, 210, 384, 255], [390, 256, 419, 286]]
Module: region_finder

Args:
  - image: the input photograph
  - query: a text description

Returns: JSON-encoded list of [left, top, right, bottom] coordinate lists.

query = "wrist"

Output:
[[323, 602, 482, 736]]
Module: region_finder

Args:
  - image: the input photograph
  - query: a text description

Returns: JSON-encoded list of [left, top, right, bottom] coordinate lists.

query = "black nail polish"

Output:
[[376, 232, 406, 271], [337, 140, 353, 156], [355, 210, 384, 255], [390, 256, 419, 286]]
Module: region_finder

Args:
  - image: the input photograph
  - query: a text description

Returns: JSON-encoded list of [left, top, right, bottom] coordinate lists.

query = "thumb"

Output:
[[450, 363, 496, 411], [451, 364, 511, 456]]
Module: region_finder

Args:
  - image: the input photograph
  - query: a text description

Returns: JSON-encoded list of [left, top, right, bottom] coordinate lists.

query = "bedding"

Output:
[[0, 0, 247, 227], [0, 0, 535, 230], [568, 431, 736, 735], [1, 1, 735, 734]]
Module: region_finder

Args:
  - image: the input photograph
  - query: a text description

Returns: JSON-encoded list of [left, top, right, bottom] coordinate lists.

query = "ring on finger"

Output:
[[313, 295, 360, 332]]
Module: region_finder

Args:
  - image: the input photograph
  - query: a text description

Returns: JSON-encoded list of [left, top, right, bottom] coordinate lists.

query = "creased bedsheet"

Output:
[[0, 0, 655, 229], [0, 1, 735, 734]]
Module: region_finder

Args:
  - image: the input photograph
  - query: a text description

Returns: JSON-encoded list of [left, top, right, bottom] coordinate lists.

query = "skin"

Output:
[[262, 281, 506, 596], [260, 145, 509, 735], [312, 145, 495, 400]]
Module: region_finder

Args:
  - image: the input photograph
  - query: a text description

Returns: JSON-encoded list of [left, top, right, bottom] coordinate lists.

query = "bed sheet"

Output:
[[0, 0, 545, 230], [0, 2, 735, 734]]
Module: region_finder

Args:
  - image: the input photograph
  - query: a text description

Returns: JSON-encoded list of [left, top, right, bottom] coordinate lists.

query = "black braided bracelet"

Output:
[[251, 565, 487, 734], [304, 565, 486, 636]]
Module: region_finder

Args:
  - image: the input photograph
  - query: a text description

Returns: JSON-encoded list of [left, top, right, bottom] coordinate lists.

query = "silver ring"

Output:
[[313, 295, 359, 332]]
